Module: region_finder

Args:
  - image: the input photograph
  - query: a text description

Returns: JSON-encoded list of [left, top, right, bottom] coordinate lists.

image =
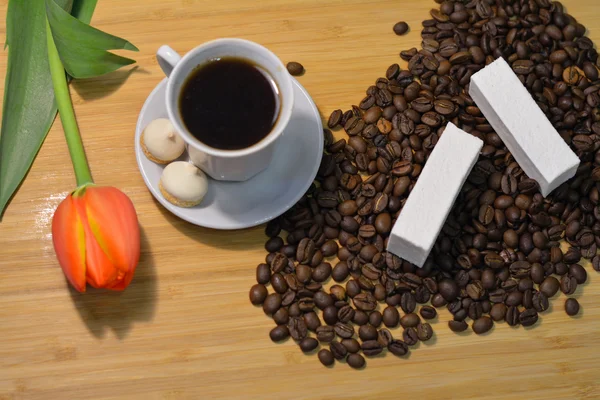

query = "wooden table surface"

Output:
[[2, 0, 600, 399]]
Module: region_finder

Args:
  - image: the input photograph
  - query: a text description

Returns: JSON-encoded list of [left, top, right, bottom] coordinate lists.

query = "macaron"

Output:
[[159, 161, 208, 207], [141, 118, 185, 164]]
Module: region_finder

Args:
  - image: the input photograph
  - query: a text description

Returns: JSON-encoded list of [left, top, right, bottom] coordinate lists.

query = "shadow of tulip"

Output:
[[69, 227, 158, 340], [71, 66, 150, 101]]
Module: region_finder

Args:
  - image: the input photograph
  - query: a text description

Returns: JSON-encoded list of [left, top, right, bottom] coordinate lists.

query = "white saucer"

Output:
[[135, 78, 324, 230]]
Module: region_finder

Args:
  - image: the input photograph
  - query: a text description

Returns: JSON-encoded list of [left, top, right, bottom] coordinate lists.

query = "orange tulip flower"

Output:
[[46, 28, 140, 293], [52, 185, 140, 292]]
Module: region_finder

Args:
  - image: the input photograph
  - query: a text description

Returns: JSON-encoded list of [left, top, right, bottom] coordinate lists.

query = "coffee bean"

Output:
[[560, 275, 578, 295], [402, 327, 419, 345], [316, 326, 335, 343], [334, 322, 355, 339], [263, 293, 282, 315], [393, 21, 409, 35], [256, 263, 271, 284], [330, 340, 348, 360], [539, 276, 560, 298], [318, 349, 334, 366], [431, 293, 447, 308], [249, 284, 268, 305], [448, 320, 468, 333], [506, 306, 520, 327], [569, 264, 587, 284], [342, 338, 361, 354], [400, 292, 417, 314], [352, 292, 377, 311], [323, 306, 339, 326], [328, 109, 343, 128], [490, 303, 507, 321], [286, 61, 304, 76], [299, 337, 319, 353], [416, 322, 433, 341], [379, 306, 398, 328], [353, 310, 369, 326], [270, 325, 290, 342], [347, 353, 366, 369], [420, 306, 437, 320], [400, 313, 420, 328], [519, 309, 539, 327], [565, 298, 580, 316], [439, 279, 460, 301], [472, 316, 493, 334]]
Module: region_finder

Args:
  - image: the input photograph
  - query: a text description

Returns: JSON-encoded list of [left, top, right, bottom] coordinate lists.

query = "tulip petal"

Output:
[[52, 195, 87, 292], [73, 194, 121, 289], [82, 186, 140, 277]]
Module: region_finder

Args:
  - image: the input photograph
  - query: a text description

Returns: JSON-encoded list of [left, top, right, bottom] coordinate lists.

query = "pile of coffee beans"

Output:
[[250, 0, 600, 368]]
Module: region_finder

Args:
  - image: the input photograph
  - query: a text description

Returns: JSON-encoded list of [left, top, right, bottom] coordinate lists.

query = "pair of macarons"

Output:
[[140, 118, 208, 207]]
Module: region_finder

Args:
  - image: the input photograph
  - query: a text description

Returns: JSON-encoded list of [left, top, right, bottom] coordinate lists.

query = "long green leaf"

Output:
[[46, 0, 138, 79], [71, 0, 97, 24], [0, 0, 100, 219]]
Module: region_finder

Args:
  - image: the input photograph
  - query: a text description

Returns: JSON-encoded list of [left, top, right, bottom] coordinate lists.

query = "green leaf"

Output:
[[71, 0, 97, 24], [0, 0, 71, 219], [0, 0, 98, 219], [46, 0, 138, 79]]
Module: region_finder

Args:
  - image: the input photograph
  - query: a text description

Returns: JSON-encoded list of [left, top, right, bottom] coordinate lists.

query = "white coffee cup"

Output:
[[157, 39, 294, 181]]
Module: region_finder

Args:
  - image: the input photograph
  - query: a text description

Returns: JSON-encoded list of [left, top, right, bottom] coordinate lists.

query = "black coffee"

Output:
[[179, 57, 279, 150]]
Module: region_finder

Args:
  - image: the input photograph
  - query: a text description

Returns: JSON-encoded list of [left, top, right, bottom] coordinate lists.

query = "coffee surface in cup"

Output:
[[179, 57, 279, 150]]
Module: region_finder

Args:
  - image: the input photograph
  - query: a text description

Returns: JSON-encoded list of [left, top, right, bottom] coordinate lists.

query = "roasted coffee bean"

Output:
[[400, 292, 417, 314], [263, 293, 282, 315], [334, 322, 355, 339], [353, 292, 377, 311], [353, 310, 369, 326], [416, 322, 433, 341], [382, 306, 400, 328], [270, 325, 290, 342], [448, 320, 468, 333], [439, 279, 460, 301], [539, 276, 560, 298], [330, 340, 348, 360], [472, 316, 493, 334], [431, 293, 447, 308], [288, 317, 308, 340], [249, 284, 268, 305], [328, 109, 343, 128], [323, 306, 339, 326], [400, 313, 420, 328], [565, 298, 580, 316], [388, 339, 409, 357], [560, 275, 578, 295], [533, 291, 549, 312], [256, 263, 271, 284], [506, 306, 520, 327], [362, 340, 384, 357], [318, 349, 334, 366], [286, 61, 304, 76], [347, 353, 366, 369], [393, 21, 409, 35], [402, 327, 419, 346], [490, 303, 507, 321], [569, 264, 588, 284], [519, 309, 539, 327], [420, 305, 437, 320], [316, 326, 336, 343], [299, 337, 319, 353]]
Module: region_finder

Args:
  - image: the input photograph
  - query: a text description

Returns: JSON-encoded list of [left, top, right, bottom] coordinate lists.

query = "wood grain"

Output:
[[1, 1, 600, 399]]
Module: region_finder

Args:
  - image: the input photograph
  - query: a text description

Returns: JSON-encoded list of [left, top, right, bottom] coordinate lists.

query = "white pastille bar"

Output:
[[469, 57, 580, 197], [387, 122, 483, 267]]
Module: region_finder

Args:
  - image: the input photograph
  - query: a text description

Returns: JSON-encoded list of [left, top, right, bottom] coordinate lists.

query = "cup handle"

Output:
[[157, 45, 182, 77]]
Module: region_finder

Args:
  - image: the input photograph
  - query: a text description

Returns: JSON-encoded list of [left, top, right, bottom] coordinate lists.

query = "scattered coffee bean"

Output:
[[253, 0, 600, 368], [286, 61, 304, 76], [472, 317, 493, 334], [420, 306, 437, 320], [565, 298, 580, 316], [270, 325, 290, 342], [299, 337, 319, 353], [416, 322, 433, 341], [318, 349, 334, 366], [347, 353, 366, 369], [393, 21, 409, 35]]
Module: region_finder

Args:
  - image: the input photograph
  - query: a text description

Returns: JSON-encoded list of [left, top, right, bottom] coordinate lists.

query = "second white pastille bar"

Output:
[[469, 57, 580, 197], [386, 122, 483, 267]]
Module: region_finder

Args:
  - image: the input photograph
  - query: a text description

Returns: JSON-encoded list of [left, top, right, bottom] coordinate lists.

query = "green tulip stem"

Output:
[[46, 19, 93, 187]]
